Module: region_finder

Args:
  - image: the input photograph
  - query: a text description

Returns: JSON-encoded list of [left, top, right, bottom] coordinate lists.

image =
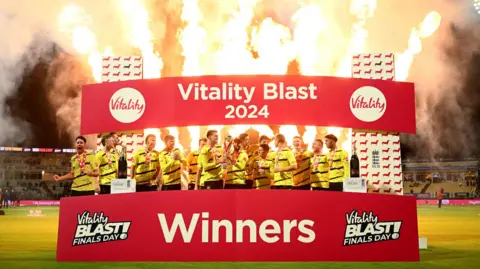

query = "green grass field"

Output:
[[0, 205, 479, 268]]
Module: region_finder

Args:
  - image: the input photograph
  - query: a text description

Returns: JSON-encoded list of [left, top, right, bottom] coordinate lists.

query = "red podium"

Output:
[[57, 190, 419, 262]]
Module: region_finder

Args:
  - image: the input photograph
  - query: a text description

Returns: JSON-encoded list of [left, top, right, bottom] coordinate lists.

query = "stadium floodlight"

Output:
[[474, 0, 480, 14]]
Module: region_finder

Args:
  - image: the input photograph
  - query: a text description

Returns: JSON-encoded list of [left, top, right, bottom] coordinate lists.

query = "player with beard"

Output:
[[197, 130, 224, 190], [292, 136, 313, 190], [271, 134, 297, 189], [324, 134, 349, 192], [310, 139, 329, 190], [54, 136, 100, 196], [187, 138, 207, 190], [224, 138, 249, 189], [131, 134, 161, 192], [95, 134, 118, 194], [159, 135, 187, 191]]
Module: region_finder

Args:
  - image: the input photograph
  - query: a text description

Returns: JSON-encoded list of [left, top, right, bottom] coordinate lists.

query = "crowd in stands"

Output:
[[403, 172, 478, 197]]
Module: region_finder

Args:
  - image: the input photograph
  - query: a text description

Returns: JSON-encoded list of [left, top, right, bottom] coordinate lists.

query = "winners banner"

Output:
[[80, 75, 415, 135], [56, 190, 419, 262]]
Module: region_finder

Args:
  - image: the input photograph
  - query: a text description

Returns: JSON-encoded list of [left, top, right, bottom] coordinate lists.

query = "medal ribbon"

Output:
[[275, 148, 281, 168], [105, 147, 112, 167], [232, 150, 240, 165], [329, 147, 336, 168], [313, 154, 320, 171], [145, 148, 152, 165], [77, 152, 87, 174], [295, 149, 303, 164], [212, 146, 219, 163]]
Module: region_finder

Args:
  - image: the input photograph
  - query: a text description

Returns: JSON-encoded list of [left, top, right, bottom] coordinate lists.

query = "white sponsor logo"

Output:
[[109, 87, 145, 123], [73, 211, 131, 246], [350, 86, 387, 122], [343, 210, 402, 246], [157, 212, 316, 244]]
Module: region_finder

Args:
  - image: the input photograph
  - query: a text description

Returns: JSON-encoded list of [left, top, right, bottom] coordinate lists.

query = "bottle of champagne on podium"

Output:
[[350, 143, 360, 178], [118, 146, 128, 179]]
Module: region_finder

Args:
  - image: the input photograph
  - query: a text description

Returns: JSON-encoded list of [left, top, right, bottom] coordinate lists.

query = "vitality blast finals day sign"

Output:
[[57, 190, 420, 262], [80, 75, 416, 134]]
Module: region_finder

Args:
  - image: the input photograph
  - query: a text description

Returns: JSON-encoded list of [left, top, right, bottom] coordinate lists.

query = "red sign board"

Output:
[[56, 190, 419, 262], [80, 75, 416, 134]]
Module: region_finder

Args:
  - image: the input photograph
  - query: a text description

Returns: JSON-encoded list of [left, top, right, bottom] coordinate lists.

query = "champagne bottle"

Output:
[[118, 146, 128, 179], [350, 143, 360, 178]]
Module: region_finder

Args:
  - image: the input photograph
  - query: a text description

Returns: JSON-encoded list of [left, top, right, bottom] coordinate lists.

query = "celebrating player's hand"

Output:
[[94, 183, 100, 193], [86, 170, 94, 177], [53, 175, 60, 181], [172, 152, 180, 160], [274, 167, 282, 173]]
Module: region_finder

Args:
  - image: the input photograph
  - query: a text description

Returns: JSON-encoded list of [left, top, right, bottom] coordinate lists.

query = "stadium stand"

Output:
[[403, 158, 479, 198], [0, 152, 71, 200]]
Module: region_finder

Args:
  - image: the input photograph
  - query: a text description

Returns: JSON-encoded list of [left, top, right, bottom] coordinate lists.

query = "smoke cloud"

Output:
[[400, 0, 480, 159]]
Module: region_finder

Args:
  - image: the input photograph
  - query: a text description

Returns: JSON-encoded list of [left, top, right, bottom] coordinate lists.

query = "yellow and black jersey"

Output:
[[132, 148, 160, 185], [199, 144, 224, 183], [251, 156, 273, 189], [311, 153, 329, 188], [186, 150, 200, 185], [70, 152, 98, 192], [292, 149, 312, 187], [225, 150, 248, 185], [245, 145, 259, 180], [159, 148, 187, 186], [325, 148, 350, 183], [95, 148, 118, 185], [272, 148, 297, 186]]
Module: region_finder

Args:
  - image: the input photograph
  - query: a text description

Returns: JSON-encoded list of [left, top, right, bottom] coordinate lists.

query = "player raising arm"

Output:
[[54, 136, 100, 196]]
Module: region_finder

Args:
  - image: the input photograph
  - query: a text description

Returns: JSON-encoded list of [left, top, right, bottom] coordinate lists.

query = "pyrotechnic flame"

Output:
[[167, 127, 183, 152], [251, 18, 295, 74], [342, 128, 353, 156], [215, 0, 259, 75], [118, 0, 163, 79], [180, 0, 206, 76], [396, 11, 441, 81], [187, 126, 201, 151], [302, 126, 317, 149], [336, 0, 378, 77], [292, 4, 328, 76], [229, 125, 252, 139]]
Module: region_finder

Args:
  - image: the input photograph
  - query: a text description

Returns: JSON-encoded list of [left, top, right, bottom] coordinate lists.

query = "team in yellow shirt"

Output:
[[54, 136, 100, 197], [57, 131, 349, 194]]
